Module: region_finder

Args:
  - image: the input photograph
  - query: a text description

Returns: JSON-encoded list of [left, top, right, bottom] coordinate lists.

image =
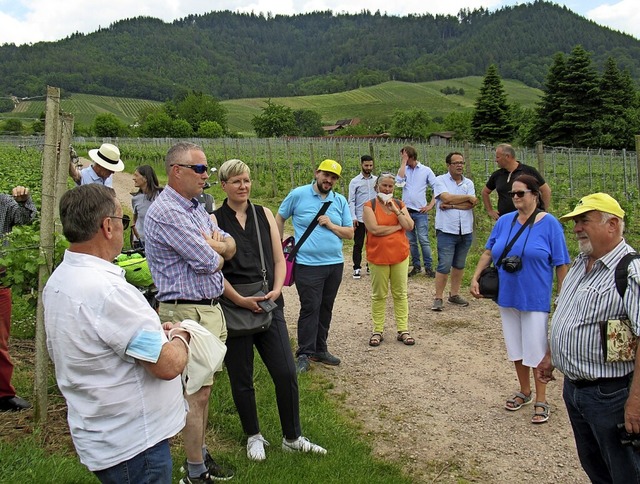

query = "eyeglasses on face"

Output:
[[171, 163, 208, 174], [226, 178, 252, 188], [108, 214, 130, 230], [508, 190, 532, 198], [449, 162, 465, 166]]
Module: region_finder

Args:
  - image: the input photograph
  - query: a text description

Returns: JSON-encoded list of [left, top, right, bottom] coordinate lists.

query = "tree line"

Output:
[[1, 1, 640, 102]]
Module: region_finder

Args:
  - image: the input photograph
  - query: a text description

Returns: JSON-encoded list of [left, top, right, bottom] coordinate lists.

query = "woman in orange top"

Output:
[[363, 173, 415, 347]]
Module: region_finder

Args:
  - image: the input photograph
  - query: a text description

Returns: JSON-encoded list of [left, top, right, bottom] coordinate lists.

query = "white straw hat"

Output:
[[88, 143, 124, 172]]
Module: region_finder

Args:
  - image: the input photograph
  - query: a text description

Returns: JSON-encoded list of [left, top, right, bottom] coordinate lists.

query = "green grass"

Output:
[[1, 77, 542, 135]]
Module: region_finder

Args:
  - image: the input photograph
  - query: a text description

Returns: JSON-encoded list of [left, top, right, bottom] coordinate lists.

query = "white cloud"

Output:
[[587, 0, 640, 38]]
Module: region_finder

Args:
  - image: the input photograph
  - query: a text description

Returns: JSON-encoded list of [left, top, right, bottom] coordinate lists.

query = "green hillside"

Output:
[[7, 93, 162, 127], [2, 77, 542, 136], [223, 78, 542, 134]]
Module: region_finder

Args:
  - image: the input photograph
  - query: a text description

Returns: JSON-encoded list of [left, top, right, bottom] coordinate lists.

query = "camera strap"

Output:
[[497, 210, 540, 267]]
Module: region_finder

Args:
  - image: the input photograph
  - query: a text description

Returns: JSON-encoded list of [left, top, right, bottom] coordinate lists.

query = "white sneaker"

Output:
[[353, 268, 361, 279], [281, 436, 327, 455], [247, 434, 269, 461]]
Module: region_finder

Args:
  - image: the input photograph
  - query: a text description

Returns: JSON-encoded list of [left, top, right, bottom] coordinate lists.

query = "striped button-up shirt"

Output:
[[348, 173, 377, 223], [550, 240, 640, 380], [0, 194, 36, 236], [144, 185, 228, 302]]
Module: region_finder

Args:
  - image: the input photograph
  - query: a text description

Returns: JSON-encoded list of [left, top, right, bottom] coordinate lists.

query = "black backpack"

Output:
[[615, 252, 640, 298]]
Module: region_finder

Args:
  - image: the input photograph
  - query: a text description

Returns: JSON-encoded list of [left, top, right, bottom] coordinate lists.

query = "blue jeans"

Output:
[[406, 211, 432, 270], [563, 377, 640, 483], [294, 263, 343, 357], [435, 231, 473, 274], [93, 438, 172, 484]]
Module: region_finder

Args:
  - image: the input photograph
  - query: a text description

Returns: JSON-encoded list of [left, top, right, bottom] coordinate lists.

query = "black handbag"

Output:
[[478, 210, 539, 300], [220, 203, 273, 337]]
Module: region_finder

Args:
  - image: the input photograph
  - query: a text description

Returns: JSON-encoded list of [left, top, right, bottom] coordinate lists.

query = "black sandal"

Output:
[[397, 331, 415, 345], [369, 332, 383, 347]]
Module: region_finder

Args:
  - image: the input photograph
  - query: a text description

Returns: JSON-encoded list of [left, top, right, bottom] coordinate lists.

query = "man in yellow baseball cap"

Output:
[[276, 158, 353, 373], [537, 191, 640, 483]]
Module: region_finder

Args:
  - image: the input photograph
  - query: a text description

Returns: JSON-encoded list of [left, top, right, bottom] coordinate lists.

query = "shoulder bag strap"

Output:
[[288, 200, 332, 260], [250, 202, 268, 292], [497, 210, 539, 267]]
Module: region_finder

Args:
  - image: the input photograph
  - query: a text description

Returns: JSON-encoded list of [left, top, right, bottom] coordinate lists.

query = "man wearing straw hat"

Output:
[[537, 193, 640, 482], [68, 143, 125, 187]]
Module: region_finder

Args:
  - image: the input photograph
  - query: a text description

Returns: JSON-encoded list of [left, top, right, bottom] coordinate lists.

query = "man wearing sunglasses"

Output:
[[145, 142, 236, 483], [482, 144, 551, 221]]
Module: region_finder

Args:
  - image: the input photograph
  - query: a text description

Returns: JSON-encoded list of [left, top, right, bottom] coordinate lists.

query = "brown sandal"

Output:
[[397, 331, 415, 345], [369, 332, 383, 347]]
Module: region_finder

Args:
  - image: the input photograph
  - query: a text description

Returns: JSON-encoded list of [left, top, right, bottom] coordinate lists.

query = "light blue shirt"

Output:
[[395, 162, 436, 211], [278, 183, 352, 266], [79, 165, 113, 187], [433, 173, 475, 235], [348, 173, 377, 222]]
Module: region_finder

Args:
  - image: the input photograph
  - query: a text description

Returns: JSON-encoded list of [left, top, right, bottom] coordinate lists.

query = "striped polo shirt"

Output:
[[550, 240, 640, 381]]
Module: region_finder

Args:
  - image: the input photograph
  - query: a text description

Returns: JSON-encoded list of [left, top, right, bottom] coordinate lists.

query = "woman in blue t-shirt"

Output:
[[471, 174, 570, 424]]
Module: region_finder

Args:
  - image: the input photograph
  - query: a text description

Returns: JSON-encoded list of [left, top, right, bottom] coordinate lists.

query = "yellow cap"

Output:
[[317, 159, 342, 177], [559, 193, 625, 221]]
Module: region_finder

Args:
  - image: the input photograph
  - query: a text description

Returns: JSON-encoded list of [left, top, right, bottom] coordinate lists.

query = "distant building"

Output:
[[428, 131, 455, 146], [322, 118, 361, 134]]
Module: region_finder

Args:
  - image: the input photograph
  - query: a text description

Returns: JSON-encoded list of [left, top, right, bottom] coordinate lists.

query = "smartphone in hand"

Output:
[[253, 291, 278, 313]]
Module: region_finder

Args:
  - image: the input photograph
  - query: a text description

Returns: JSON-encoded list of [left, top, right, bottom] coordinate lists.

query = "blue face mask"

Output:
[[125, 329, 164, 363]]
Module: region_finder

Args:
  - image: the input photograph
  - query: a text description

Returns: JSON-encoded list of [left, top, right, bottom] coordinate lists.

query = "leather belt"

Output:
[[568, 373, 632, 389], [167, 298, 219, 306], [407, 208, 418, 214]]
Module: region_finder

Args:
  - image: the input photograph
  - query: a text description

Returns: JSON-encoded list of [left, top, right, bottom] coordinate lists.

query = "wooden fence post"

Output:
[[35, 86, 61, 424], [55, 113, 74, 222], [266, 138, 277, 198]]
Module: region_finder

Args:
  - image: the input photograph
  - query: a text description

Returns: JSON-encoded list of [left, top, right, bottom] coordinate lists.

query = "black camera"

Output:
[[617, 423, 640, 448], [502, 256, 522, 273]]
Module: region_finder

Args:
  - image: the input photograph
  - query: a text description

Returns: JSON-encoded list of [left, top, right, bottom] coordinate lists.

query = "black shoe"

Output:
[[408, 267, 421, 277], [205, 453, 234, 481], [309, 351, 341, 366], [296, 355, 311, 373], [0, 395, 31, 411], [425, 268, 436, 278]]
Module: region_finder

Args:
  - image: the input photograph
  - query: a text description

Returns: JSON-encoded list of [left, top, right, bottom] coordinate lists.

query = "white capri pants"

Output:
[[499, 307, 549, 368]]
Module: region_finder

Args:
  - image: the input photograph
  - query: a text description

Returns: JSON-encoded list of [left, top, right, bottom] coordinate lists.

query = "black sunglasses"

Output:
[[171, 163, 208, 174], [108, 214, 130, 230], [508, 190, 532, 198]]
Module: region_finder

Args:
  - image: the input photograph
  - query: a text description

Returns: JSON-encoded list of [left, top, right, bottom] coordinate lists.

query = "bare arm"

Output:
[[276, 213, 286, 240], [205, 214, 236, 260], [540, 183, 552, 211], [139, 325, 190, 380], [438, 193, 478, 205], [482, 186, 499, 221], [317, 215, 354, 239], [264, 207, 285, 300], [555, 264, 568, 295], [362, 206, 402, 236]]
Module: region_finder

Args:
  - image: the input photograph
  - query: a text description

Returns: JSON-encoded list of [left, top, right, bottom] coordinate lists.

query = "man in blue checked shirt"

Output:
[[395, 145, 437, 278], [348, 155, 377, 279], [145, 142, 236, 483]]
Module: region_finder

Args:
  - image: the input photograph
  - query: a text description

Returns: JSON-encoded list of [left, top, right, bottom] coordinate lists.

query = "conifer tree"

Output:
[[471, 64, 513, 143], [554, 45, 600, 147], [533, 52, 568, 146]]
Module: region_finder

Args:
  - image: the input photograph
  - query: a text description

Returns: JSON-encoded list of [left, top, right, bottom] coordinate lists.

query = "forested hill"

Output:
[[2, 0, 639, 102]]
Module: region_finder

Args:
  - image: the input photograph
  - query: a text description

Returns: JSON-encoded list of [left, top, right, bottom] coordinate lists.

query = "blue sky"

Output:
[[0, 1, 638, 45]]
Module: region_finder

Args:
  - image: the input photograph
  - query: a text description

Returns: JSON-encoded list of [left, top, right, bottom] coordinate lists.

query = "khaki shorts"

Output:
[[159, 302, 227, 387]]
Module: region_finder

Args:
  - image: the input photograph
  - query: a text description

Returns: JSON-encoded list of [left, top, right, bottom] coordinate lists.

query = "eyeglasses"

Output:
[[108, 214, 130, 230], [171, 163, 208, 174], [226, 179, 252, 188], [449, 162, 465, 166], [508, 190, 532, 198]]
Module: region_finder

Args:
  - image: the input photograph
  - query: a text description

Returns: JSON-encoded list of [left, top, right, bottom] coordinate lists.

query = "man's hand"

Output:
[[11, 186, 30, 203], [353, 220, 359, 228], [488, 209, 500, 221], [535, 352, 556, 384]]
